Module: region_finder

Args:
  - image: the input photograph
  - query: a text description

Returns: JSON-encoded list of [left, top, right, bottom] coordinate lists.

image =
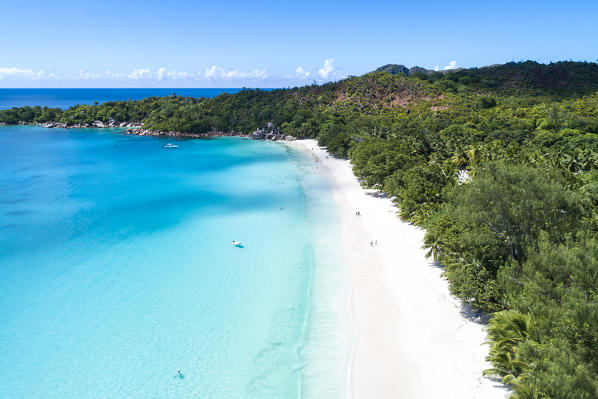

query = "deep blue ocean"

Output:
[[0, 125, 351, 397], [0, 88, 247, 110]]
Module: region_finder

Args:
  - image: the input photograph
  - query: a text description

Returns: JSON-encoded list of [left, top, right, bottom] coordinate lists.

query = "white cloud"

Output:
[[204, 66, 267, 80], [157, 67, 167, 80], [157, 68, 198, 80], [252, 69, 268, 80], [128, 68, 152, 80], [221, 69, 248, 79], [78, 70, 116, 80], [443, 60, 458, 70], [204, 66, 218, 80], [77, 67, 200, 82], [296, 66, 310, 79], [0, 67, 53, 80], [1, 65, 269, 87], [318, 59, 335, 79], [434, 66, 440, 72]]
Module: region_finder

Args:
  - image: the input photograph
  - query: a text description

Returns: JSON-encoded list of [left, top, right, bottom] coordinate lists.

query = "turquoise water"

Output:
[[0, 126, 351, 398]]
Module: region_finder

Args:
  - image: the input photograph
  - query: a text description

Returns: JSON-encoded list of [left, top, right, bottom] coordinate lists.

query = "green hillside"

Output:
[[2, 60, 598, 398]]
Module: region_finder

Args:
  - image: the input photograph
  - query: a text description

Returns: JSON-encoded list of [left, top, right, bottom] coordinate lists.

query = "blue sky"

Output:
[[1, 0, 597, 88]]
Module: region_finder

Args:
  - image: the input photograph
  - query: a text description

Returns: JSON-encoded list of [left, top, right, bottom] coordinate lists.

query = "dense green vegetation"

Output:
[[2, 60, 598, 398]]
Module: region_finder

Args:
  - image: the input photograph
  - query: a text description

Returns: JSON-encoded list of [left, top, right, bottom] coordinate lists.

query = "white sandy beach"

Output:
[[290, 139, 508, 399]]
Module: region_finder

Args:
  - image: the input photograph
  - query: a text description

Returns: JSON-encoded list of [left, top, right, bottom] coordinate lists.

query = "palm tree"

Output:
[[546, 150, 563, 169], [466, 143, 483, 166], [525, 150, 545, 167], [503, 143, 520, 161], [483, 310, 536, 386], [559, 153, 583, 173], [451, 147, 469, 169], [486, 140, 505, 161], [577, 149, 597, 172], [423, 231, 442, 260]]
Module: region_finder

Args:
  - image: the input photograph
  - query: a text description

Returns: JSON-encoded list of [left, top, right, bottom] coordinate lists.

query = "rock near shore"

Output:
[[127, 121, 295, 141], [250, 122, 294, 141], [11, 120, 295, 141], [17, 120, 142, 129], [62, 120, 140, 129]]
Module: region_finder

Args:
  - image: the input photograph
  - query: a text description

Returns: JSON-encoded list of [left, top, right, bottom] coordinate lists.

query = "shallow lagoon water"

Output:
[[0, 126, 351, 398]]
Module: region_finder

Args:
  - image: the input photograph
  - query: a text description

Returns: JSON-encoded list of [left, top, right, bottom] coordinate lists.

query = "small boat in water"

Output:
[[232, 240, 242, 247], [163, 143, 178, 149]]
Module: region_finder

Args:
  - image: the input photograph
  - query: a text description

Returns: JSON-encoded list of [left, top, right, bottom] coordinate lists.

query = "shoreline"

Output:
[[288, 139, 508, 399], [1, 122, 296, 141]]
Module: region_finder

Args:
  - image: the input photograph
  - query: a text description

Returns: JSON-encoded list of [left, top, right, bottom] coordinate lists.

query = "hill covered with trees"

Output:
[[2, 60, 598, 398]]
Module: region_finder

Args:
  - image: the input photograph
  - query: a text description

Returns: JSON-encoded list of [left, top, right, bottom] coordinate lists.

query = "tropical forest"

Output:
[[2, 60, 598, 398]]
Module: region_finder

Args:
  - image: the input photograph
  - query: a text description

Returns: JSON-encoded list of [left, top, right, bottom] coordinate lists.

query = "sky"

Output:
[[1, 0, 597, 88]]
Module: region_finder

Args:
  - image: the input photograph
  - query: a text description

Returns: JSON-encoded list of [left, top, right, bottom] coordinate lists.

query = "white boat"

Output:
[[163, 143, 178, 149], [232, 241, 242, 246]]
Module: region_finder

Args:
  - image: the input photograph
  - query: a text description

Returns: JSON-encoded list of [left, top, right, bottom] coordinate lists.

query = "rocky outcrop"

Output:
[[250, 122, 292, 141], [251, 130, 266, 140], [376, 64, 410, 75], [409, 66, 434, 75], [37, 121, 142, 129], [126, 128, 224, 138], [126, 127, 295, 141], [375, 64, 437, 76], [8, 119, 295, 141], [43, 122, 64, 128], [91, 119, 138, 128]]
